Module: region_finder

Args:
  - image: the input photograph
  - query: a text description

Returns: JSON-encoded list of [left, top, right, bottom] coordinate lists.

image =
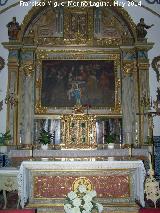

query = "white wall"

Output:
[[0, 1, 160, 135]]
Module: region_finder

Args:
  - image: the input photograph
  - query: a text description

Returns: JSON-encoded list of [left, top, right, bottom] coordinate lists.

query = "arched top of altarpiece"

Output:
[[18, 0, 137, 46]]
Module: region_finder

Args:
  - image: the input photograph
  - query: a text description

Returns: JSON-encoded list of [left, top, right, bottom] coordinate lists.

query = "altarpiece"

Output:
[[1, 0, 157, 211], [2, 0, 154, 149]]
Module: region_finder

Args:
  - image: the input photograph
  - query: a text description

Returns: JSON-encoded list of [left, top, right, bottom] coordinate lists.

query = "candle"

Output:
[[129, 147, 132, 158], [126, 132, 131, 144], [102, 121, 105, 145], [19, 136, 22, 144], [30, 149, 32, 157]]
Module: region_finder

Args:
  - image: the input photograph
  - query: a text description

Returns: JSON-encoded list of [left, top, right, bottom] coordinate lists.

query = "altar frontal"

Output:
[[18, 161, 145, 212]]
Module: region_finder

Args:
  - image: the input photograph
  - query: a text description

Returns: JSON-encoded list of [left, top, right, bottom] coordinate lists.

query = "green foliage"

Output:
[[104, 134, 116, 144], [146, 136, 152, 144], [0, 130, 12, 145], [39, 129, 52, 145]]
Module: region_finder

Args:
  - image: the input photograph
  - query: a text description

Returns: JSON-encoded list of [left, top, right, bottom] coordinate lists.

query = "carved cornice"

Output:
[[2, 41, 22, 50], [36, 49, 120, 60], [135, 42, 154, 51]]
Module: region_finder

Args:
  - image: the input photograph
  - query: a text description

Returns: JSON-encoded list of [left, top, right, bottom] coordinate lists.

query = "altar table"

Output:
[[18, 160, 146, 211]]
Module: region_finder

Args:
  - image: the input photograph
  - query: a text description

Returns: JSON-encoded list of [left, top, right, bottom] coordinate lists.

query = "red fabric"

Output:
[[0, 210, 36, 213], [139, 208, 160, 213]]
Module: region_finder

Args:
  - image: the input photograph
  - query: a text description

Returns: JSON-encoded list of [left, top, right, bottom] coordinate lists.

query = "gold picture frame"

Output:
[[35, 50, 121, 116]]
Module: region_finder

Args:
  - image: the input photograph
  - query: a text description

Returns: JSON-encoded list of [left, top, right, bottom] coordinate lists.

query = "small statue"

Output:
[[6, 17, 21, 40], [136, 18, 154, 39], [72, 83, 81, 105]]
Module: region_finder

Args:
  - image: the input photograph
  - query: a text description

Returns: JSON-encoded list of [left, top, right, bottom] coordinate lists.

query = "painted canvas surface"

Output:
[[41, 60, 115, 107]]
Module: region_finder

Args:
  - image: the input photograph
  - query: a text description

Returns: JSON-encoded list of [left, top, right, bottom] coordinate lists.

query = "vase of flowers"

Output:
[[105, 134, 116, 149], [64, 184, 103, 213], [38, 129, 52, 150]]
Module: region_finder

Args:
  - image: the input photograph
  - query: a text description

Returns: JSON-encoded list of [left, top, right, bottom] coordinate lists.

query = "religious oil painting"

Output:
[[41, 60, 115, 107]]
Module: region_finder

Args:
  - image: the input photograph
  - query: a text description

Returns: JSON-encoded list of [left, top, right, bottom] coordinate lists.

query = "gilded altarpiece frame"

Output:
[[2, 1, 154, 147]]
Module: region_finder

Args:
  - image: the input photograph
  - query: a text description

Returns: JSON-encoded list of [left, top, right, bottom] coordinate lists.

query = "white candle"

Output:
[[126, 132, 131, 144], [129, 147, 132, 157]]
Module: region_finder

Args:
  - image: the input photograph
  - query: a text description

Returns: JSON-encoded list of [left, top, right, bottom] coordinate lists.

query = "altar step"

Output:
[[27, 203, 139, 213], [36, 209, 139, 213]]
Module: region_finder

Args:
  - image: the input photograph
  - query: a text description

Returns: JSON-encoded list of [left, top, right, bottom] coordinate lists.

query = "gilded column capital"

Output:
[[123, 61, 136, 75], [20, 63, 34, 77]]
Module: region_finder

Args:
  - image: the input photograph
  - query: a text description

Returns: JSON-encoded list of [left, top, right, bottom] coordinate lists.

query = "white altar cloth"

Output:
[[17, 160, 146, 208]]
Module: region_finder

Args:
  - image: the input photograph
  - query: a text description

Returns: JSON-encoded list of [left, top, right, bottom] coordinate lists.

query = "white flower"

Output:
[[88, 190, 97, 198], [64, 203, 72, 212], [82, 210, 91, 213], [72, 197, 81, 207], [65, 210, 71, 213], [96, 203, 103, 213], [68, 191, 77, 200], [78, 184, 87, 193], [83, 201, 93, 211], [83, 194, 92, 203], [65, 188, 103, 213], [72, 207, 81, 213]]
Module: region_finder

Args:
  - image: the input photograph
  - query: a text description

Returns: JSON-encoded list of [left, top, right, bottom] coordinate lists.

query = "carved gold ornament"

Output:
[[72, 177, 93, 192], [123, 61, 136, 75], [35, 101, 47, 114], [20, 63, 34, 77], [61, 111, 97, 149]]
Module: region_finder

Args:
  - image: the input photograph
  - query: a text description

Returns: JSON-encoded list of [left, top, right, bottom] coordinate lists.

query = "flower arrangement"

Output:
[[0, 130, 12, 144], [104, 133, 116, 144], [38, 129, 53, 145], [64, 184, 103, 213]]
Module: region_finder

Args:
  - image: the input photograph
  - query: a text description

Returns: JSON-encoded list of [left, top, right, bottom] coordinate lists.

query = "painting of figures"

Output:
[[41, 60, 115, 107]]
